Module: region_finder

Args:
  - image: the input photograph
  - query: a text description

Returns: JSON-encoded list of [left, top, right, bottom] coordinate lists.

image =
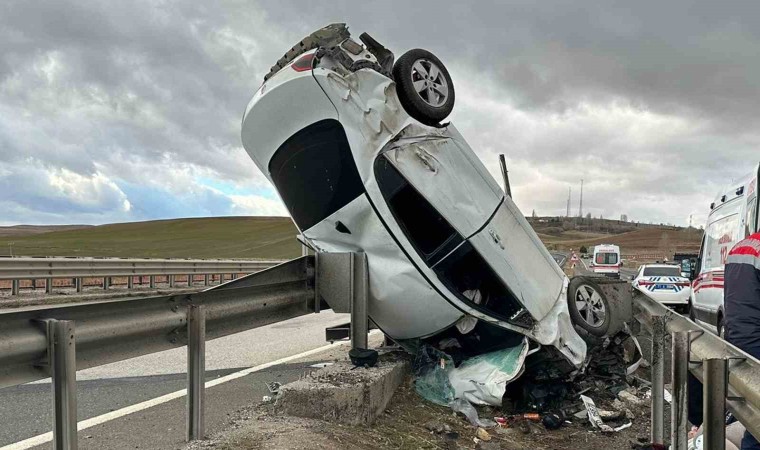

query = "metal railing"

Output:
[[0, 256, 318, 448], [634, 293, 760, 449], [0, 257, 282, 295]]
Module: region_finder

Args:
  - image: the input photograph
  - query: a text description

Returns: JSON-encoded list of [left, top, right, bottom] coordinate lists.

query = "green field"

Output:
[[0, 217, 300, 259]]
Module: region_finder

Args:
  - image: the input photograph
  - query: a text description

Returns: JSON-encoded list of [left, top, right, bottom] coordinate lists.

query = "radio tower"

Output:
[[578, 179, 584, 218], [566, 187, 571, 217]]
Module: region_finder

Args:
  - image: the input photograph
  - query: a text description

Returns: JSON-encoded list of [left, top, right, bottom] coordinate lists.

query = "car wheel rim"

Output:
[[411, 59, 448, 107], [575, 284, 606, 328]]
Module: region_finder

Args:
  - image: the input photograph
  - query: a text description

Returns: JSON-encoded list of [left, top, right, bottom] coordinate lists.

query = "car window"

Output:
[[703, 199, 743, 271], [269, 120, 364, 230], [643, 267, 681, 277], [595, 252, 619, 265], [747, 197, 758, 234]]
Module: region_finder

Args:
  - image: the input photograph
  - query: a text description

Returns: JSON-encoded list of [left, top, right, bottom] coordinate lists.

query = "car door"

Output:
[[468, 197, 566, 321]]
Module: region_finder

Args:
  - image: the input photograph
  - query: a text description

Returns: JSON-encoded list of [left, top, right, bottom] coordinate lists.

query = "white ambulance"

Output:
[[690, 163, 760, 335], [589, 244, 622, 278]]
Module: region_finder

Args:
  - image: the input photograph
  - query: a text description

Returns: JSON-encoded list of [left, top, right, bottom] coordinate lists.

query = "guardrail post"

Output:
[[46, 278, 53, 294], [103, 277, 109, 290], [11, 279, 19, 295], [127, 276, 133, 289], [350, 253, 369, 350], [671, 331, 689, 450], [149, 275, 155, 289], [204, 274, 209, 286], [74, 278, 82, 293], [703, 358, 727, 450], [45, 319, 78, 450], [187, 274, 193, 287], [651, 316, 665, 445], [187, 305, 205, 441], [169, 275, 175, 288]]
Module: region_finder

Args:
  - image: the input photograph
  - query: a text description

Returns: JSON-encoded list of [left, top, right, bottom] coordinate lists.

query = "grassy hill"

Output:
[[0, 224, 93, 238], [0, 215, 702, 260], [0, 217, 300, 259]]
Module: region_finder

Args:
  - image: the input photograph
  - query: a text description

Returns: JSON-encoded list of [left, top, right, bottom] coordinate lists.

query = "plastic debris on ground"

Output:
[[412, 326, 648, 438]]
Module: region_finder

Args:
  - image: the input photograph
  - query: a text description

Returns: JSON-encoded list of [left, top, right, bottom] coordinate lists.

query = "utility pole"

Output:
[[578, 179, 584, 219], [566, 187, 571, 217]]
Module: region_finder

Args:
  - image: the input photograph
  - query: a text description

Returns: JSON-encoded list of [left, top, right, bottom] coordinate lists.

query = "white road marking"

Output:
[[580, 258, 588, 270], [0, 340, 350, 450]]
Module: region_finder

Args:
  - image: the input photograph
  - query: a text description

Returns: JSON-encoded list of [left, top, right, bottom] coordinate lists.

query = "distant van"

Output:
[[589, 244, 622, 278], [690, 163, 760, 335]]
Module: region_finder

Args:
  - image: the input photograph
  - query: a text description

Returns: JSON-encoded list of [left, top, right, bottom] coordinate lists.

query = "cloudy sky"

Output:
[[1, 1, 758, 227]]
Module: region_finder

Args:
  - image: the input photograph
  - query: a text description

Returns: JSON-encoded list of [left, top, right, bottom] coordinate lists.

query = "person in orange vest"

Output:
[[724, 232, 760, 450]]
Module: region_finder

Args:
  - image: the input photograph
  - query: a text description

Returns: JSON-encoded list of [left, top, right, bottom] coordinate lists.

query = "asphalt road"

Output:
[[0, 311, 350, 449]]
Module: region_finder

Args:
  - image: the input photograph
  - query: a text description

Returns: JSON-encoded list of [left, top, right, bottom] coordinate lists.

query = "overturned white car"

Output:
[[241, 24, 587, 369]]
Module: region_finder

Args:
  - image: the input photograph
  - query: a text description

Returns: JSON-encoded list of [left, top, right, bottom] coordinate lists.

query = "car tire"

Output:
[[567, 277, 611, 337], [392, 49, 455, 126]]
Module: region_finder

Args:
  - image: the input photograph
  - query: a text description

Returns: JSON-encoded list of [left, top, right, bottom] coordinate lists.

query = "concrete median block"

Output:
[[275, 352, 409, 425]]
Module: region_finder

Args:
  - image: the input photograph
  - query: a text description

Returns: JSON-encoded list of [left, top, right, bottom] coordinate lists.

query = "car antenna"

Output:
[[499, 154, 512, 198]]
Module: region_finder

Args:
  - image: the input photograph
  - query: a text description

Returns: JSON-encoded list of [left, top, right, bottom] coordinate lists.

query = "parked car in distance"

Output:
[[690, 162, 759, 335], [240, 23, 587, 370], [632, 264, 691, 313], [589, 244, 622, 278]]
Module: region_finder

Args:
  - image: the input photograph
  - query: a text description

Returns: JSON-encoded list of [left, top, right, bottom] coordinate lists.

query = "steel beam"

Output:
[[703, 358, 727, 450], [0, 256, 315, 389], [650, 316, 665, 445], [187, 305, 205, 441], [671, 331, 689, 450], [45, 319, 78, 450], [46, 278, 53, 294], [11, 279, 19, 295], [127, 276, 133, 289], [350, 253, 369, 350], [74, 278, 82, 293]]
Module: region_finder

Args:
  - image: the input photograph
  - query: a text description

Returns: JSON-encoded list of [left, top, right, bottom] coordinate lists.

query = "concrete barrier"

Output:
[[275, 352, 409, 425]]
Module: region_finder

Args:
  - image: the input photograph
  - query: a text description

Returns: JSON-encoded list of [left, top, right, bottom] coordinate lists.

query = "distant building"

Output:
[[620, 214, 628, 222]]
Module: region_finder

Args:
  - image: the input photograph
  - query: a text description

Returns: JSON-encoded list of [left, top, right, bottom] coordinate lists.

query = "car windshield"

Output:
[[595, 252, 618, 265], [643, 267, 681, 277]]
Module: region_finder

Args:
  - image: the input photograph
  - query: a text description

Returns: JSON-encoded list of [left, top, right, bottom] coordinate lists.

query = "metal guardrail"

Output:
[[634, 293, 760, 449], [0, 256, 317, 448], [0, 257, 282, 295]]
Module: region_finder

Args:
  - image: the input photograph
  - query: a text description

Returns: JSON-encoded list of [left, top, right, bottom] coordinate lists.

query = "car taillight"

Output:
[[676, 282, 690, 287], [291, 53, 315, 72], [638, 280, 654, 286]]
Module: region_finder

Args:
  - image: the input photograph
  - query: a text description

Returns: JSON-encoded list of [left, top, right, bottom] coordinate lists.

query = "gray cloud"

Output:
[[0, 0, 757, 227]]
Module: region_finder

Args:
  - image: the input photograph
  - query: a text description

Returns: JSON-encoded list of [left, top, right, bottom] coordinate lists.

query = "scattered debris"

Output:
[[475, 427, 492, 441], [541, 412, 564, 430], [618, 389, 646, 407], [265, 381, 281, 394], [580, 394, 615, 433], [309, 362, 334, 368]]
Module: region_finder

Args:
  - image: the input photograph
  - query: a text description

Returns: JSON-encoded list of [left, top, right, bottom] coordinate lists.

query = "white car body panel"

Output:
[[241, 48, 586, 367]]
